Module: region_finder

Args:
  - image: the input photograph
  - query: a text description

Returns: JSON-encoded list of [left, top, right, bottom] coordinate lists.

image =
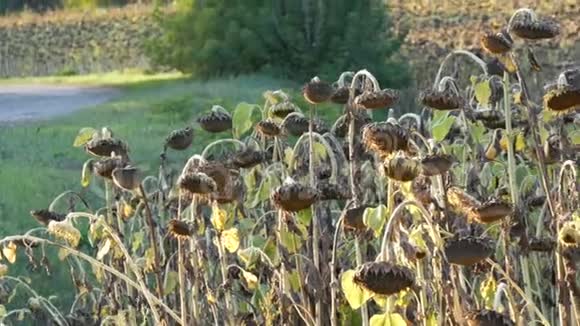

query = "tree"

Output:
[[148, 0, 410, 86]]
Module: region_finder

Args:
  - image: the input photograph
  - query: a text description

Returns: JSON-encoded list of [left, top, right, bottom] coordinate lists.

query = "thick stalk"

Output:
[[277, 209, 289, 324], [308, 104, 323, 325], [329, 215, 344, 326], [139, 185, 165, 300], [217, 233, 235, 325], [188, 196, 200, 323], [178, 240, 187, 326], [354, 236, 369, 326]]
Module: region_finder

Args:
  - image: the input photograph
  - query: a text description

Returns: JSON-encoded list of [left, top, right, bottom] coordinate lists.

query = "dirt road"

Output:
[[0, 85, 119, 123]]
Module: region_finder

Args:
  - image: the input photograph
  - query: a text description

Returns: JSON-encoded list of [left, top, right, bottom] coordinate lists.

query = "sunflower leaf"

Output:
[[340, 270, 374, 309]]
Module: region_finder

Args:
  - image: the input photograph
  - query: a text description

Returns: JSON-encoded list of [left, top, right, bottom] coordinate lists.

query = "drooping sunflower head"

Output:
[[271, 180, 318, 212], [444, 236, 494, 266], [197, 107, 232, 133], [472, 199, 513, 224], [353, 261, 415, 296], [303, 77, 334, 104], [384, 156, 420, 182], [480, 29, 513, 54], [167, 219, 193, 240], [30, 209, 65, 227], [420, 154, 455, 176], [165, 126, 194, 151], [354, 89, 400, 109], [256, 119, 281, 137], [85, 137, 128, 158], [419, 88, 464, 111], [270, 101, 298, 119], [112, 166, 142, 191], [362, 122, 409, 155], [178, 172, 217, 195]]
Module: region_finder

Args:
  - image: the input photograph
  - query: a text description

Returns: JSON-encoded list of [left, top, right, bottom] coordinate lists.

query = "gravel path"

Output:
[[0, 85, 120, 123]]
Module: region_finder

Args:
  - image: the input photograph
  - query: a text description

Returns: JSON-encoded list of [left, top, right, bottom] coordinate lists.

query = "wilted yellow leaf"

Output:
[[211, 204, 228, 232], [73, 127, 97, 147], [2, 242, 17, 264], [242, 270, 259, 290], [369, 312, 407, 326], [0, 264, 8, 277], [340, 269, 373, 309], [97, 238, 112, 260], [221, 228, 240, 253], [480, 274, 497, 309]]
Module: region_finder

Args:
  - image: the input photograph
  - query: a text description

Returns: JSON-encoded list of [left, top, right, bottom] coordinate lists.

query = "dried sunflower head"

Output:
[[112, 166, 142, 191], [230, 148, 264, 169], [466, 309, 515, 326], [342, 205, 371, 232], [178, 172, 217, 195], [329, 87, 351, 104], [270, 101, 298, 119], [85, 138, 128, 158], [354, 89, 399, 109], [510, 17, 560, 40], [362, 122, 409, 155], [419, 89, 464, 111], [444, 236, 494, 266], [331, 113, 372, 138], [303, 77, 334, 104], [197, 161, 234, 202], [271, 180, 318, 212], [559, 221, 580, 247], [30, 209, 65, 226], [197, 107, 232, 133], [165, 126, 193, 151], [353, 261, 415, 296], [47, 219, 81, 247], [420, 154, 454, 176], [167, 219, 193, 240], [447, 187, 482, 218], [543, 87, 580, 114], [282, 114, 310, 136], [480, 29, 513, 54], [472, 199, 513, 224], [93, 156, 126, 179], [256, 119, 281, 137], [384, 156, 420, 182]]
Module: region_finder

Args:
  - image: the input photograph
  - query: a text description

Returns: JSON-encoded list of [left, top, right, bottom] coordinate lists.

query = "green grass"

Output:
[[0, 70, 185, 86], [0, 73, 310, 310]]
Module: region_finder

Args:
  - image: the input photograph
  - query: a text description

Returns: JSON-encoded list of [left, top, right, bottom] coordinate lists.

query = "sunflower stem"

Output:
[[139, 184, 165, 301], [308, 104, 323, 325], [177, 240, 187, 326], [355, 236, 370, 326]]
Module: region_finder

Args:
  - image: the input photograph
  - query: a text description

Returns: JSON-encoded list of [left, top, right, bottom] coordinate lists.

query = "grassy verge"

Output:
[[0, 73, 312, 309]]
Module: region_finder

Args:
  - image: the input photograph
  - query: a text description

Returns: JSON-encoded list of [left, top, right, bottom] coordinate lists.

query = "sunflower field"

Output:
[[0, 5, 579, 326]]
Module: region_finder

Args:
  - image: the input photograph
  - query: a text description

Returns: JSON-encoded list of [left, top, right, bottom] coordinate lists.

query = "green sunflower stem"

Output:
[[277, 209, 290, 324], [177, 240, 187, 326], [308, 104, 323, 325], [355, 236, 370, 326]]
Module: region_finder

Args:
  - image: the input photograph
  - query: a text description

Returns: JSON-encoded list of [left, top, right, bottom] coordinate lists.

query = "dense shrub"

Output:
[[148, 0, 411, 86]]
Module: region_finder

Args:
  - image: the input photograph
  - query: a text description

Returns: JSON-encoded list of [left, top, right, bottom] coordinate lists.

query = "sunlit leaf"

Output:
[[211, 205, 229, 232], [431, 112, 456, 142], [221, 228, 240, 253], [296, 209, 312, 227], [238, 247, 261, 268], [280, 228, 302, 254], [369, 312, 407, 326], [363, 205, 388, 237], [0, 264, 8, 277], [480, 274, 497, 309], [96, 238, 111, 260], [163, 271, 179, 296], [242, 270, 259, 290], [471, 76, 492, 108], [570, 130, 580, 145], [313, 142, 328, 163], [81, 160, 92, 188], [288, 270, 301, 292], [131, 231, 144, 253], [2, 242, 17, 264], [73, 127, 97, 147], [340, 270, 373, 309], [0, 305, 6, 318], [426, 312, 438, 326], [232, 102, 259, 139]]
